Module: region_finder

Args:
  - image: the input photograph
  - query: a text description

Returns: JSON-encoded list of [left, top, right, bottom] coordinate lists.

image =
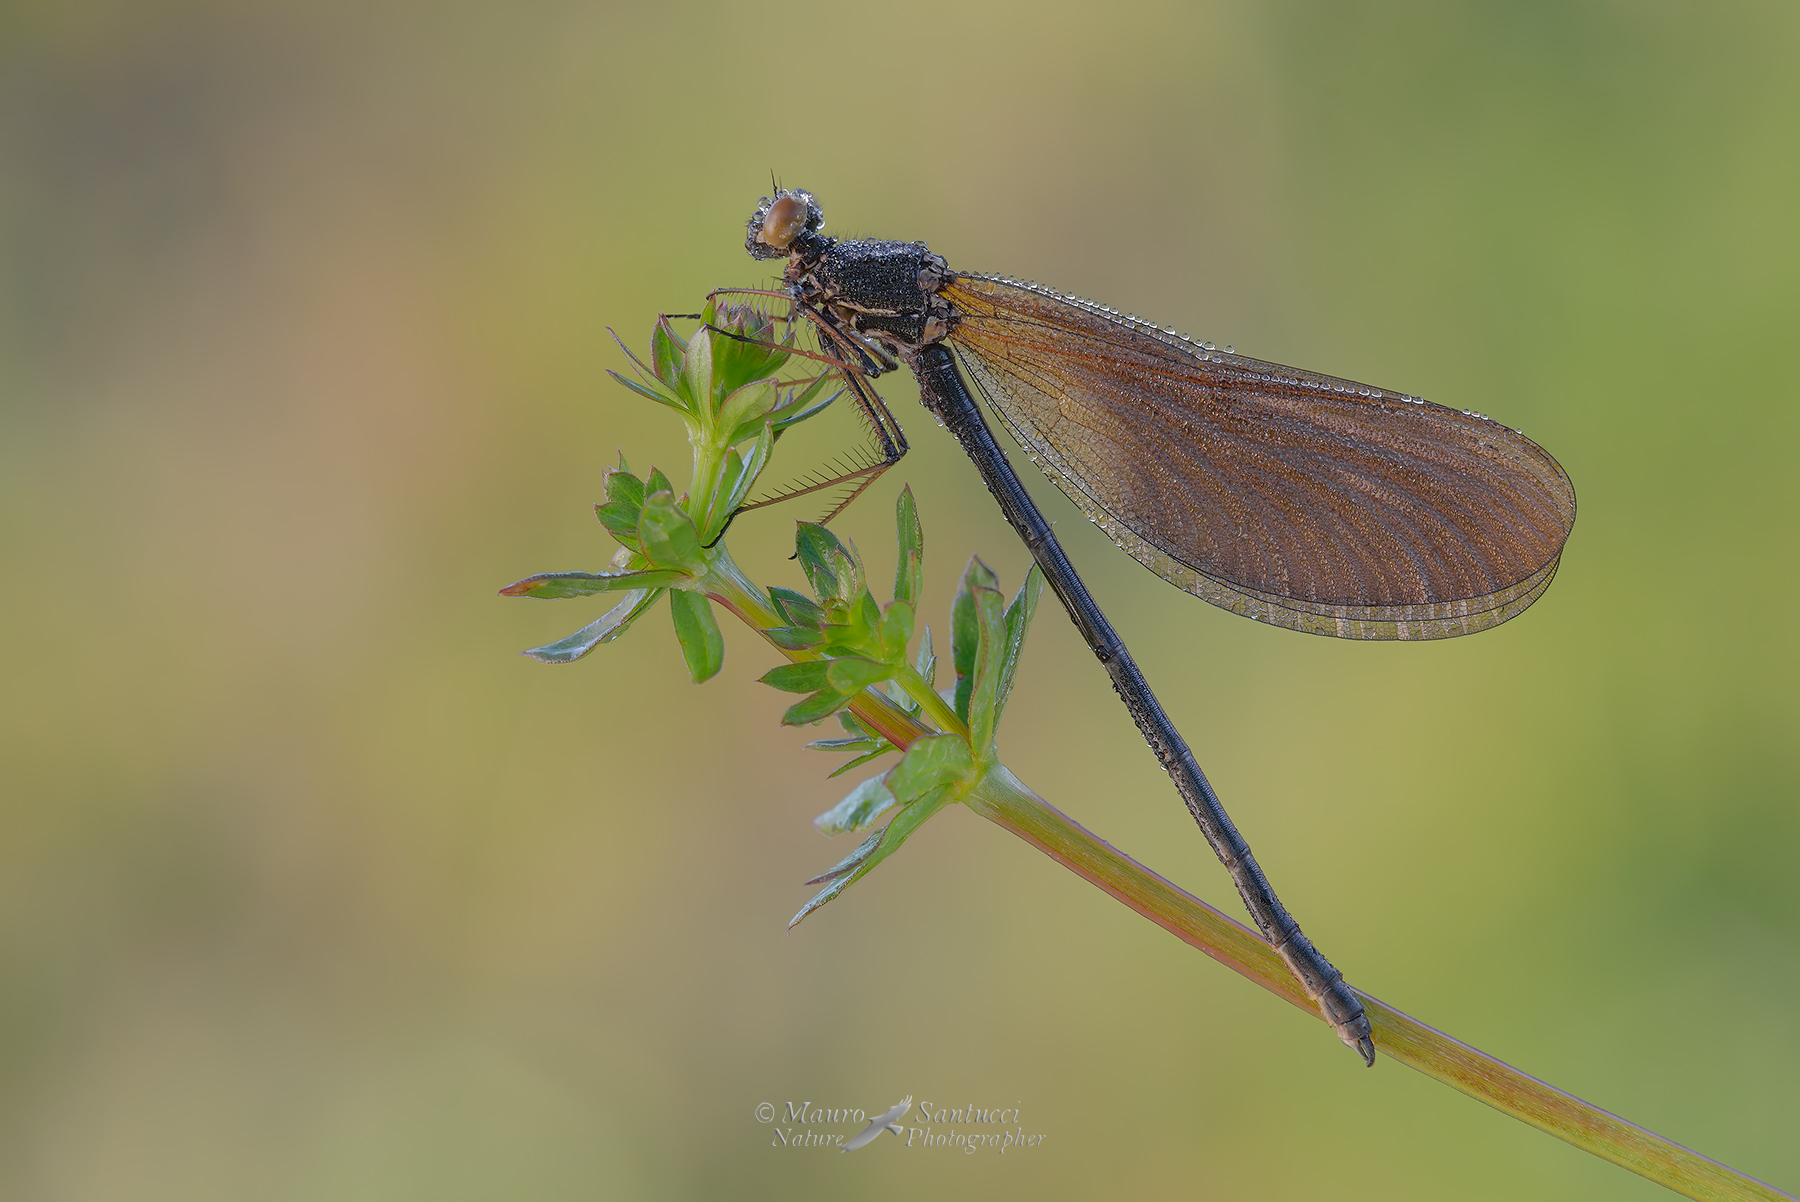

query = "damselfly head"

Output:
[[746, 188, 824, 260]]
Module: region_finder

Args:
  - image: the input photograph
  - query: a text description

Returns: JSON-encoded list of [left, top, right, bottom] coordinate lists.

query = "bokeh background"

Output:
[[3, 2, 1797, 1198]]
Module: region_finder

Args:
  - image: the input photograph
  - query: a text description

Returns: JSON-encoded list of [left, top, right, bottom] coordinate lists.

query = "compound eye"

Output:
[[759, 194, 808, 251]]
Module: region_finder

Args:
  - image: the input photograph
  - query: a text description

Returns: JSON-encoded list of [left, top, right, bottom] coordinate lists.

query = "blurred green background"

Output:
[[3, 1, 1797, 1198]]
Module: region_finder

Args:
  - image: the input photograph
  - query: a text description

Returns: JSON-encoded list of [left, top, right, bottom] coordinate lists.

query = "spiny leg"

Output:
[[688, 292, 909, 525], [739, 368, 908, 524]]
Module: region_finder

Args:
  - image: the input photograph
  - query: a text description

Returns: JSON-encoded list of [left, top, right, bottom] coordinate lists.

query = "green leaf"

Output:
[[880, 600, 914, 662], [965, 581, 1007, 760], [679, 312, 714, 409], [766, 626, 823, 650], [499, 568, 685, 598], [597, 466, 646, 541], [789, 772, 960, 928], [851, 590, 883, 648], [761, 660, 831, 694], [915, 625, 936, 690], [782, 689, 854, 726], [603, 465, 645, 511], [709, 303, 789, 396], [769, 373, 839, 433], [645, 467, 674, 498], [595, 499, 641, 543], [521, 588, 662, 663], [951, 557, 998, 723], [805, 737, 882, 753], [606, 369, 688, 413], [697, 445, 745, 545], [769, 587, 825, 629], [795, 523, 853, 601], [887, 732, 974, 807], [814, 775, 900, 836], [718, 378, 779, 442], [825, 655, 891, 694], [894, 486, 923, 606], [993, 565, 1045, 731], [698, 422, 776, 545], [639, 492, 702, 571], [732, 423, 775, 503], [651, 317, 687, 386], [797, 831, 881, 891], [827, 747, 894, 778], [668, 589, 725, 683]]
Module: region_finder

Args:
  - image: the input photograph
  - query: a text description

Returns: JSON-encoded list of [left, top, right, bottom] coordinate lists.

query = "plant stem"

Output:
[[700, 543, 1790, 1200], [893, 666, 968, 739], [961, 766, 1793, 1202]]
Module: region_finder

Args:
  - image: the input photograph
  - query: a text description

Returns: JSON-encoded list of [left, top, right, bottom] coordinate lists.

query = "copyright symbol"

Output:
[[754, 1102, 775, 1123]]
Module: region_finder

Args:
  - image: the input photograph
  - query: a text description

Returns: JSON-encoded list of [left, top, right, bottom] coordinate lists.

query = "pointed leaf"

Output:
[[645, 467, 674, 499], [639, 492, 701, 571], [794, 523, 849, 601], [603, 465, 645, 511], [651, 317, 687, 386], [782, 689, 854, 726], [814, 775, 900, 836], [668, 589, 725, 683], [766, 626, 824, 650], [607, 369, 688, 413], [769, 586, 825, 630], [965, 582, 1007, 759], [761, 660, 832, 694], [894, 486, 923, 606], [827, 747, 895, 779], [499, 568, 684, 598], [993, 565, 1045, 730], [521, 588, 662, 663], [594, 499, 640, 544], [799, 831, 882, 890], [698, 422, 777, 546], [915, 625, 936, 691], [806, 737, 882, 753], [789, 780, 958, 928], [951, 557, 998, 723], [680, 314, 714, 409], [721, 422, 775, 519], [697, 445, 745, 545]]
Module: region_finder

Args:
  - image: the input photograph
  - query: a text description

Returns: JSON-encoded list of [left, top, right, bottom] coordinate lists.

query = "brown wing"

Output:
[[941, 274, 1576, 640]]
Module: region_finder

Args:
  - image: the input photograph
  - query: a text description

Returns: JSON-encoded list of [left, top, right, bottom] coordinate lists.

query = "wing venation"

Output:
[[943, 274, 1576, 640]]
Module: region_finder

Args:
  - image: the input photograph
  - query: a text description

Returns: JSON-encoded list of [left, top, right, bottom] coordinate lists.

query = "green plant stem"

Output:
[[893, 666, 967, 738], [961, 766, 1792, 1202], [696, 541, 1788, 1201]]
